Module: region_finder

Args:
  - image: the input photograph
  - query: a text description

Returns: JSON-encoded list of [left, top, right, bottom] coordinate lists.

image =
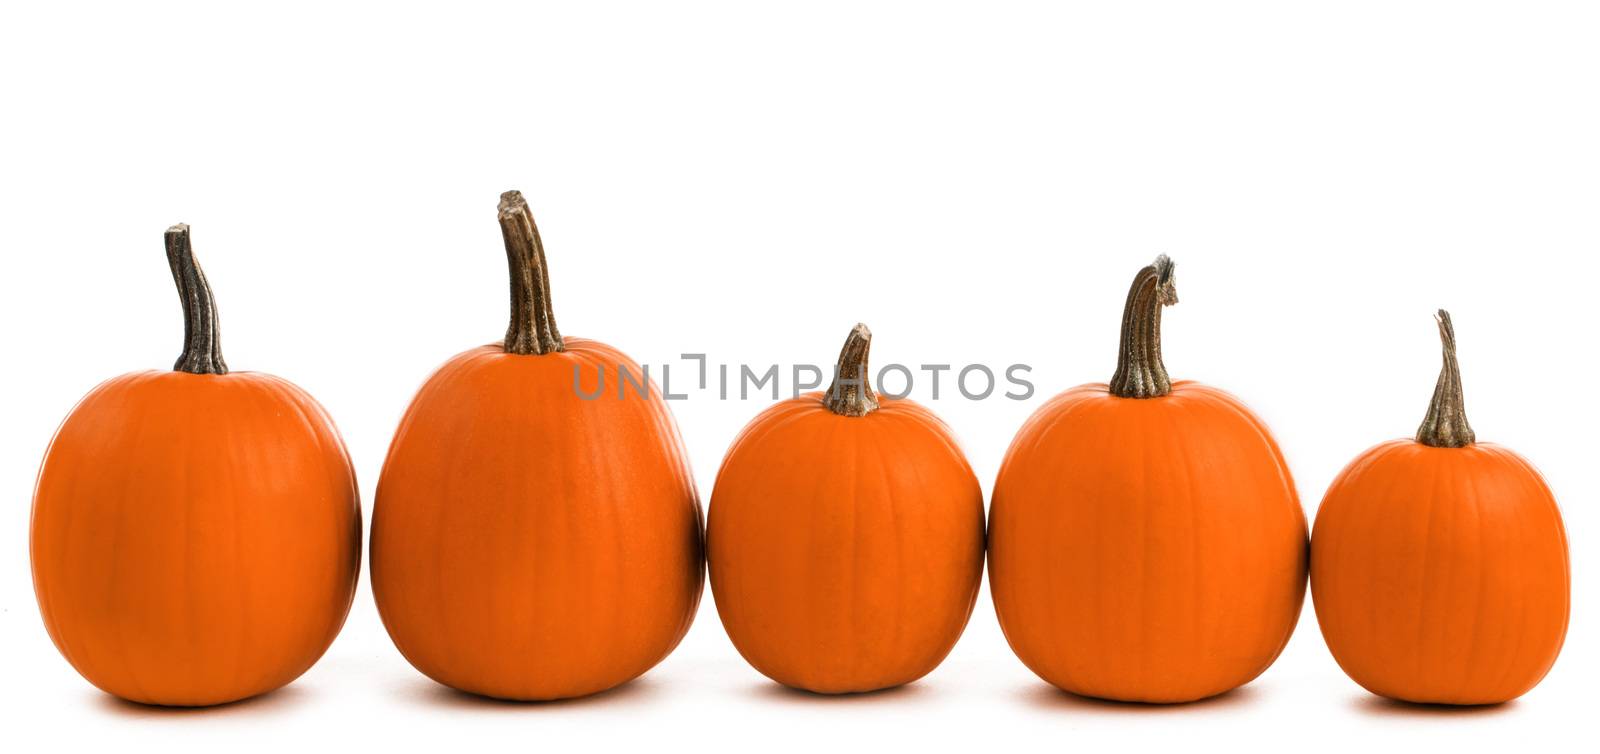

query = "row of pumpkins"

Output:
[[31, 191, 1569, 708]]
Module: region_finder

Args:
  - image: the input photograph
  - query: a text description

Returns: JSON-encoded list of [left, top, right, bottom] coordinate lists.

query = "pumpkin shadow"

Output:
[[92, 684, 310, 717], [1019, 683, 1260, 714], [749, 681, 929, 706], [1351, 694, 1516, 718], [403, 676, 663, 711]]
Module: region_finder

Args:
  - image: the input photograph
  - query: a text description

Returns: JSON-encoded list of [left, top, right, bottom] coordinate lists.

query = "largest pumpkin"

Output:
[[371, 191, 703, 701], [31, 225, 361, 707], [988, 256, 1308, 703]]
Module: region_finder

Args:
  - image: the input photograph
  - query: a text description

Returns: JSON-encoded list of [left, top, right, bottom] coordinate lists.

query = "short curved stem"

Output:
[[1416, 309, 1475, 448], [1108, 255, 1177, 398], [164, 224, 227, 375], [498, 190, 564, 355], [823, 323, 880, 417]]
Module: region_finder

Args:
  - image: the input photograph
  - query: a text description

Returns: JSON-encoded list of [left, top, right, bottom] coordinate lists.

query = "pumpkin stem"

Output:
[[1108, 255, 1177, 398], [823, 323, 880, 417], [498, 190, 564, 355], [164, 224, 228, 375], [1416, 309, 1476, 448]]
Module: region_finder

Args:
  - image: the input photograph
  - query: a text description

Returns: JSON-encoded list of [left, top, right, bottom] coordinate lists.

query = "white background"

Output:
[[1, 1, 1593, 750]]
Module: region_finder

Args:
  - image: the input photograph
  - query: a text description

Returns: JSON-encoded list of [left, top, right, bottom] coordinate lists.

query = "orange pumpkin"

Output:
[[707, 325, 985, 694], [371, 191, 703, 701], [30, 225, 361, 707], [1310, 311, 1569, 705], [988, 256, 1308, 703]]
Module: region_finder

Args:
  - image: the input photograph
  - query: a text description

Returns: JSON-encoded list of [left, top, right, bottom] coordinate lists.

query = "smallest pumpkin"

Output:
[[707, 325, 986, 694], [1311, 311, 1570, 705]]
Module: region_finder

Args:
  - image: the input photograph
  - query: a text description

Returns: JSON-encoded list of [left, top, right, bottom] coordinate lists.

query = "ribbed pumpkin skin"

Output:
[[1311, 440, 1569, 705], [989, 381, 1308, 703], [31, 371, 361, 707], [371, 338, 703, 701], [708, 393, 985, 694]]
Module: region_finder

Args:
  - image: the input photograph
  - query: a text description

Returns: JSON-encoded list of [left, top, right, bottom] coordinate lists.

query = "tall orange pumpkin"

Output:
[[707, 325, 986, 694], [1310, 311, 1569, 705], [988, 256, 1308, 703], [371, 191, 703, 701], [30, 225, 361, 707]]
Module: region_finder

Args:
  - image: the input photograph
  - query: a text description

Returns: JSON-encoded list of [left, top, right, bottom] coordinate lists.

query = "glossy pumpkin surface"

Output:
[[31, 226, 360, 707], [1311, 441, 1569, 704], [709, 387, 985, 694], [990, 381, 1308, 702], [1310, 311, 1569, 705], [988, 256, 1308, 703], [370, 192, 703, 701], [372, 340, 703, 701]]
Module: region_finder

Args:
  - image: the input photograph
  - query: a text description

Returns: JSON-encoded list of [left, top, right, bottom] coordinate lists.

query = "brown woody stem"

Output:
[[1416, 309, 1475, 448], [164, 224, 228, 375], [1109, 255, 1177, 398], [823, 323, 880, 417], [498, 190, 564, 355]]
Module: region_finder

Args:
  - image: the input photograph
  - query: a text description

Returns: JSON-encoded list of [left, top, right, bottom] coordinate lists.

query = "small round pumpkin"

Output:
[[707, 325, 985, 694], [1310, 311, 1569, 705], [371, 191, 703, 701], [31, 225, 361, 707], [988, 256, 1309, 703]]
